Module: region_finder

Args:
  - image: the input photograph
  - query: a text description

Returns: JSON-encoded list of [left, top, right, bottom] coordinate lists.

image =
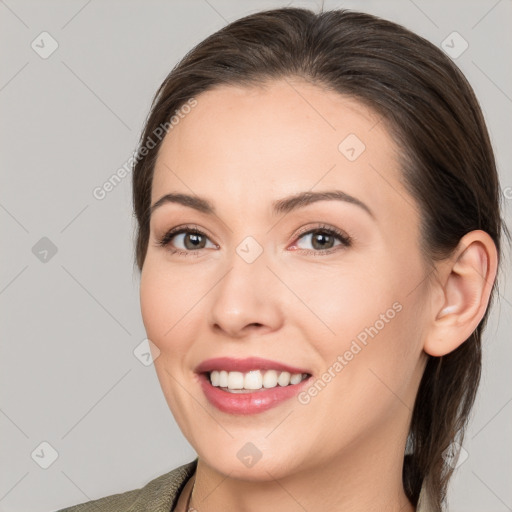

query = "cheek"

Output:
[[140, 268, 166, 342], [283, 260, 392, 341], [289, 251, 423, 374], [306, 261, 425, 417], [139, 260, 192, 350]]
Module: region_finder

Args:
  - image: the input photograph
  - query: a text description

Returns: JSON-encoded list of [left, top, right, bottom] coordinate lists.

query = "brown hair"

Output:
[[131, 7, 507, 510]]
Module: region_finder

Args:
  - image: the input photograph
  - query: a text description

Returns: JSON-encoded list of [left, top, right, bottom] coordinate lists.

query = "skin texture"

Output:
[[139, 78, 497, 512]]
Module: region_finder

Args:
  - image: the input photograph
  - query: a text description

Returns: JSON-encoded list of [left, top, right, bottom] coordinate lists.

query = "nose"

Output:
[[208, 246, 284, 338]]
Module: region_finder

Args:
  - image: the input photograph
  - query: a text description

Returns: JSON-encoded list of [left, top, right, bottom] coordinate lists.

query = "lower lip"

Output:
[[197, 373, 312, 415]]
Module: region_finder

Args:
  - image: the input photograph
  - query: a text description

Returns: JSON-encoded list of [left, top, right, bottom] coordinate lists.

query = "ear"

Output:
[[423, 230, 498, 357]]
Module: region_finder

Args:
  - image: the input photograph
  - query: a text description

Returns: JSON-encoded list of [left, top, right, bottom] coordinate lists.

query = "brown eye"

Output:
[[181, 232, 207, 250], [158, 226, 217, 253], [306, 230, 337, 250], [293, 226, 351, 253]]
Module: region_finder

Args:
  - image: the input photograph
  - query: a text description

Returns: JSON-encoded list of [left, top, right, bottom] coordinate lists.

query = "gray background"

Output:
[[1, 1, 511, 511]]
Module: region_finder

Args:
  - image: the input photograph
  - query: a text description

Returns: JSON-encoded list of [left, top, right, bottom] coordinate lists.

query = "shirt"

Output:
[[55, 457, 430, 511]]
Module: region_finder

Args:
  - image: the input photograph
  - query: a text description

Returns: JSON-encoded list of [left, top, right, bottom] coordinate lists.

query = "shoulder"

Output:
[[54, 458, 198, 512]]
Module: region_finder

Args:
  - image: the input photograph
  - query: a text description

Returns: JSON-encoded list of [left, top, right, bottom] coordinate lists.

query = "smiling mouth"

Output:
[[204, 369, 312, 393]]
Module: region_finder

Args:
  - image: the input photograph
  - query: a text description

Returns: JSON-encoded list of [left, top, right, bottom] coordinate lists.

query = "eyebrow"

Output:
[[150, 190, 374, 218]]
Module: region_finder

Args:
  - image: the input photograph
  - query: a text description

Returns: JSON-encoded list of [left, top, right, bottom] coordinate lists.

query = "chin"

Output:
[[197, 445, 307, 482]]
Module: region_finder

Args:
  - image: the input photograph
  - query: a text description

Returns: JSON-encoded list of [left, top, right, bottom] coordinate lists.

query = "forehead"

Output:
[[151, 79, 407, 221]]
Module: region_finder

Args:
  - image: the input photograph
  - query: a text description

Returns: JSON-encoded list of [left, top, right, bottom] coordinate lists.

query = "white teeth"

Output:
[[219, 370, 228, 387], [290, 373, 303, 385], [277, 371, 291, 386], [210, 370, 220, 386], [227, 371, 244, 390], [262, 369, 278, 388], [208, 369, 308, 390], [244, 370, 263, 390]]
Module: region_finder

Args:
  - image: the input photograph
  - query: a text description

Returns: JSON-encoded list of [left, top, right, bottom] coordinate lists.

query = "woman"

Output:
[[57, 6, 505, 512]]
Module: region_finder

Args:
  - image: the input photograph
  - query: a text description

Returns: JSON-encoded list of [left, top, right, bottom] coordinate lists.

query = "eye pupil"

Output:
[[185, 233, 205, 250], [311, 231, 334, 250]]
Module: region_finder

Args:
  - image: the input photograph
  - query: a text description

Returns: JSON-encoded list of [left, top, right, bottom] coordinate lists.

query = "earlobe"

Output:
[[424, 230, 498, 357]]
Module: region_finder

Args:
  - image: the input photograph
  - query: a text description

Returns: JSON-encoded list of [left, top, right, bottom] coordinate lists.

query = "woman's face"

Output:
[[140, 79, 430, 480]]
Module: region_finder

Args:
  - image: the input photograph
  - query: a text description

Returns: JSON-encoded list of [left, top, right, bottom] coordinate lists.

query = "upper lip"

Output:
[[195, 357, 311, 375]]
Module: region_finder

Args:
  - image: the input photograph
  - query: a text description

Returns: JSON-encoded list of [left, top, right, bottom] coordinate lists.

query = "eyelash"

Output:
[[155, 223, 352, 257]]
